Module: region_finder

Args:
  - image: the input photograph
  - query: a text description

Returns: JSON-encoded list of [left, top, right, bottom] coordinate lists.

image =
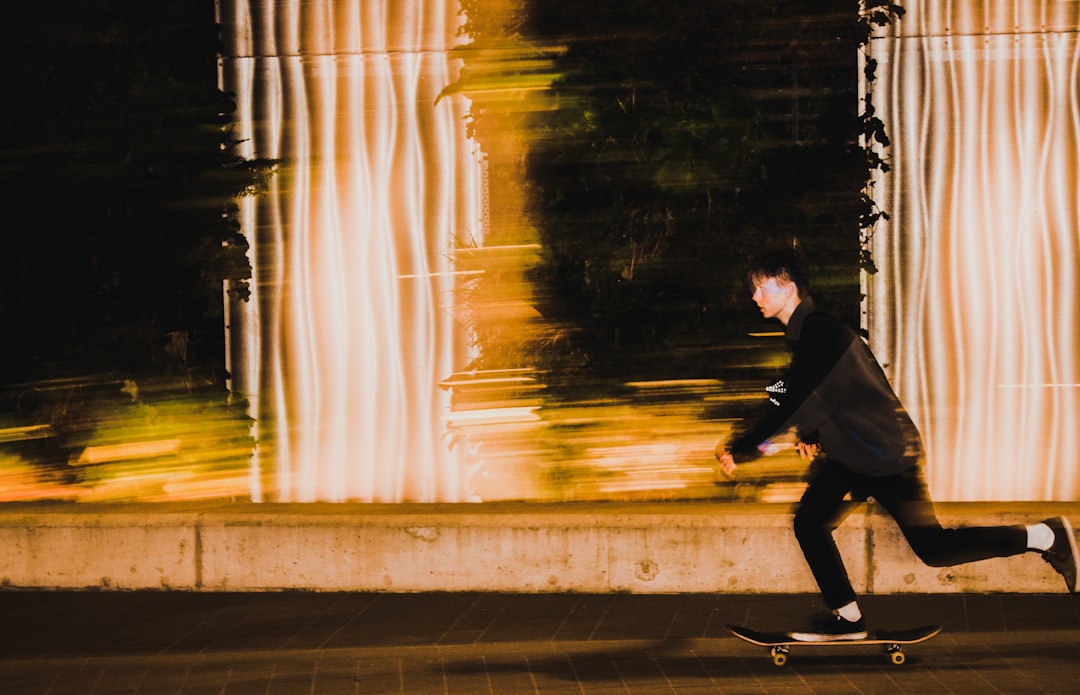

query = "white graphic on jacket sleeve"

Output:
[[766, 380, 787, 407]]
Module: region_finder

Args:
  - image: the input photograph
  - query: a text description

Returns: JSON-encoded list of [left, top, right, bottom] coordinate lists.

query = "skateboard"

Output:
[[728, 624, 941, 666]]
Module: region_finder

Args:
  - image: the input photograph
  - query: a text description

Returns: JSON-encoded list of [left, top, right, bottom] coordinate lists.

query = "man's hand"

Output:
[[795, 441, 821, 460], [714, 442, 737, 480]]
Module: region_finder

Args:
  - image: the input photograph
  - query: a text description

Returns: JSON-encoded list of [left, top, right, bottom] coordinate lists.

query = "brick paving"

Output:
[[0, 591, 1077, 694]]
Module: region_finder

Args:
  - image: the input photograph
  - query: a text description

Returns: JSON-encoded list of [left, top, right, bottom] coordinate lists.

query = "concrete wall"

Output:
[[0, 502, 1075, 593]]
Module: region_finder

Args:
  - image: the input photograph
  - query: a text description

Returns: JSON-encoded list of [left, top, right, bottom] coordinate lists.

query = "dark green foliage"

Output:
[[456, 1, 896, 383], [0, 1, 266, 385]]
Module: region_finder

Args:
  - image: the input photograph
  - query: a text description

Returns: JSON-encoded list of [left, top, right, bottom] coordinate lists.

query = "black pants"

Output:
[[794, 458, 1028, 610]]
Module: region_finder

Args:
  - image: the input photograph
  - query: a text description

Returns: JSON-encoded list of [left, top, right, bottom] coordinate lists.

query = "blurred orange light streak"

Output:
[[0, 425, 55, 443], [76, 440, 182, 466]]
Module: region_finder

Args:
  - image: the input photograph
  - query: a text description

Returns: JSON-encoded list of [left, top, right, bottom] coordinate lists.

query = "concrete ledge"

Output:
[[0, 502, 1076, 593]]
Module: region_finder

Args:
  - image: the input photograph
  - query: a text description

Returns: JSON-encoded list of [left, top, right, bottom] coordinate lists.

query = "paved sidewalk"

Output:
[[0, 591, 1077, 694]]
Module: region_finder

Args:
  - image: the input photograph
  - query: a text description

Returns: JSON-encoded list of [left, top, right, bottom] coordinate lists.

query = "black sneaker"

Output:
[[787, 611, 868, 642], [1042, 516, 1079, 593]]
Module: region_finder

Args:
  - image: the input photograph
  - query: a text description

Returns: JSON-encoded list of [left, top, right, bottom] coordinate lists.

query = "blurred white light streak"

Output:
[[218, 0, 483, 501], [867, 1, 1080, 500], [397, 270, 486, 279], [446, 407, 541, 425], [997, 384, 1080, 388]]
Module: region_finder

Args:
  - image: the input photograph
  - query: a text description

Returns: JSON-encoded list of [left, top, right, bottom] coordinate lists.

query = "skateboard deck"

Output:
[[728, 624, 941, 666]]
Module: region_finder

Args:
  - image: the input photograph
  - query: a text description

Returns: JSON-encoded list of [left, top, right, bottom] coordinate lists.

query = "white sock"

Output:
[[836, 601, 862, 623], [1027, 523, 1054, 551]]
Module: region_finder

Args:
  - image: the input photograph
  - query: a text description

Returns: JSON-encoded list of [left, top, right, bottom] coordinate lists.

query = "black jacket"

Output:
[[726, 298, 921, 477]]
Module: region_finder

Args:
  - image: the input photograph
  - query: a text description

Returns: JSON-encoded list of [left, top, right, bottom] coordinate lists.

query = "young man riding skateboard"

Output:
[[715, 250, 1079, 641]]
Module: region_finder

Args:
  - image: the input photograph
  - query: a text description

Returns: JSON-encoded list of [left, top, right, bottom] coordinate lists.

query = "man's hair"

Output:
[[746, 249, 811, 298]]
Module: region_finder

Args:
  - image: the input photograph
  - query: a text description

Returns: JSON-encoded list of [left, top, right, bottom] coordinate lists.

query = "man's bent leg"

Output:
[[871, 466, 1027, 567]]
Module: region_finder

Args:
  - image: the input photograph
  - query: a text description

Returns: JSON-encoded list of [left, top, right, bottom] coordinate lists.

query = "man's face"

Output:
[[751, 276, 795, 321]]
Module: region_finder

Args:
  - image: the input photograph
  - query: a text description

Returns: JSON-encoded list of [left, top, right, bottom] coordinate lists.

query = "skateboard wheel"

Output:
[[771, 647, 788, 667], [889, 649, 906, 665]]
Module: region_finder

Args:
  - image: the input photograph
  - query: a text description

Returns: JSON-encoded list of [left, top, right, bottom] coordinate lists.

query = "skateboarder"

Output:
[[714, 250, 1079, 642]]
